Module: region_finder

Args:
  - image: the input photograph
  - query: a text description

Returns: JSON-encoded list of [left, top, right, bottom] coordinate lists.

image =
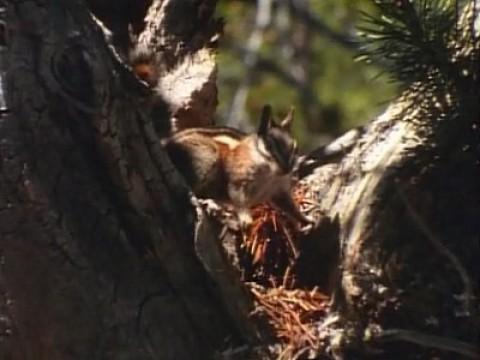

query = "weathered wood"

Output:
[[133, 0, 221, 131], [297, 6, 480, 356], [0, 1, 240, 359]]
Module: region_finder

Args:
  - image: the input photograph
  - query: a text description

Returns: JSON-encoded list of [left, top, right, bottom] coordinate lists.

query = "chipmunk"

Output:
[[163, 105, 312, 228]]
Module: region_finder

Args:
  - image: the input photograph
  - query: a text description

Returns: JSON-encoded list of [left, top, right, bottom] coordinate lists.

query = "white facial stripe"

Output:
[[254, 138, 273, 161]]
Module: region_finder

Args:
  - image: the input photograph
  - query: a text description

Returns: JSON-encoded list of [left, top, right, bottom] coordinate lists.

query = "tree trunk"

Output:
[[1, 1, 241, 359], [1, 1, 479, 360]]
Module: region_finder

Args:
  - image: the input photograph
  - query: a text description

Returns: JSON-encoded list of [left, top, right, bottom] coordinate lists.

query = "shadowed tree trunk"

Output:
[[0, 1, 243, 359], [0, 1, 478, 360]]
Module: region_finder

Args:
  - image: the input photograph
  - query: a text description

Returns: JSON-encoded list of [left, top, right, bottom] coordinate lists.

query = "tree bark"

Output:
[[1, 1, 241, 359], [295, 5, 480, 358]]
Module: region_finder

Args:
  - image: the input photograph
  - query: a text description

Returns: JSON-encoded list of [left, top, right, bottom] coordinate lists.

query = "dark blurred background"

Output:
[[216, 0, 398, 149]]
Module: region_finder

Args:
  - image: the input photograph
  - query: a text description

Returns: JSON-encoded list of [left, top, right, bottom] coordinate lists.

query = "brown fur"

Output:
[[164, 106, 311, 226]]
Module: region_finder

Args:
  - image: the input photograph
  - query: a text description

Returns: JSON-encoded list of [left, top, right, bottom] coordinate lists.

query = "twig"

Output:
[[288, 0, 358, 51], [370, 327, 479, 359]]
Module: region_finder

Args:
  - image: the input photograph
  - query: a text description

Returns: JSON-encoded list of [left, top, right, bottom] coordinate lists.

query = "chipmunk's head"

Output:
[[257, 105, 298, 174]]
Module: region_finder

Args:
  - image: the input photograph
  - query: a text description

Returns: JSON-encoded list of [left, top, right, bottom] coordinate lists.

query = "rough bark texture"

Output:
[[295, 6, 480, 357], [132, 0, 221, 132], [0, 1, 241, 359], [306, 92, 479, 358]]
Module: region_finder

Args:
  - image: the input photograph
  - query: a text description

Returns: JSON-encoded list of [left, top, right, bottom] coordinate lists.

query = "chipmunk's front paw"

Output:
[[196, 198, 222, 217]]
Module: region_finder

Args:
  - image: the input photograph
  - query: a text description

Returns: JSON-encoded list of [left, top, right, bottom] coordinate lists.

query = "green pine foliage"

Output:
[[216, 1, 479, 146], [357, 0, 459, 84], [358, 0, 479, 135]]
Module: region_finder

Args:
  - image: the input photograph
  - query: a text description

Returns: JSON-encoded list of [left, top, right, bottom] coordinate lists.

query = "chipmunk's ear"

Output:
[[280, 106, 294, 131], [258, 104, 273, 136]]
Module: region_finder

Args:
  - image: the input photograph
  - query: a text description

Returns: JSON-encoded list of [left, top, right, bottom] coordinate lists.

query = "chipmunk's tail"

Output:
[[295, 126, 365, 177]]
